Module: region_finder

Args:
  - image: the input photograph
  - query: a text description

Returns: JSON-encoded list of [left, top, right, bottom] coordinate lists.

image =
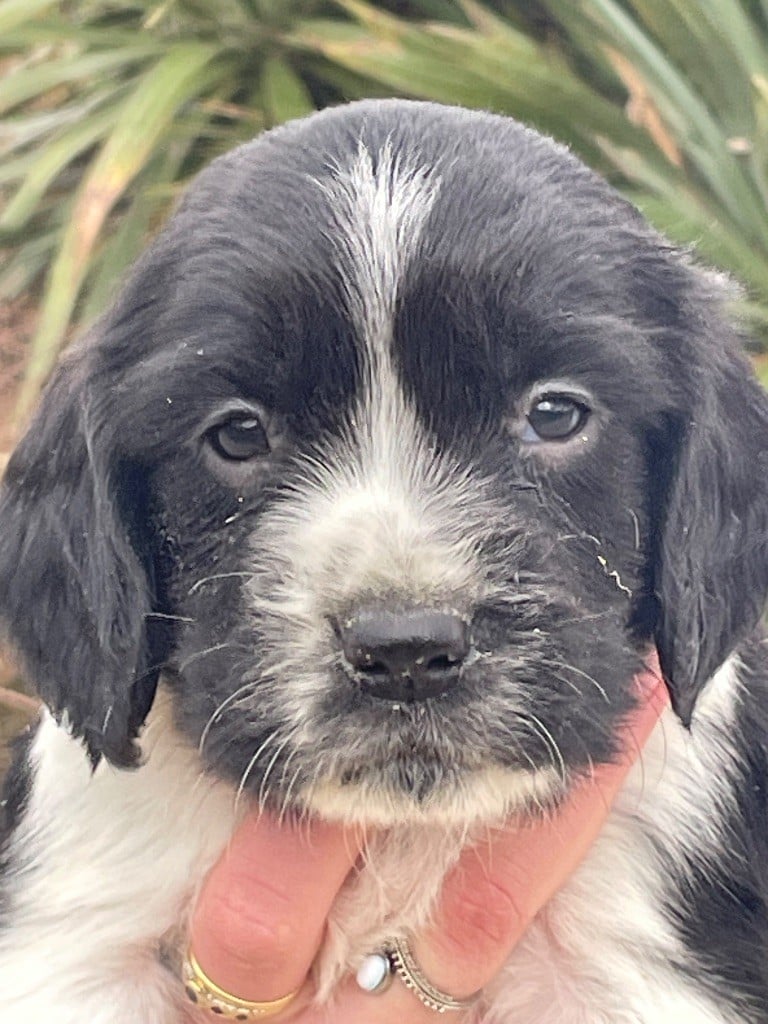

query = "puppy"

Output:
[[1, 99, 767, 1023]]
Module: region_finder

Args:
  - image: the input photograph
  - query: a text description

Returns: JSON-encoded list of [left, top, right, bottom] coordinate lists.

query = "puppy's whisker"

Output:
[[298, 755, 330, 835], [525, 713, 567, 785], [234, 728, 284, 813], [144, 612, 195, 623], [257, 733, 296, 811], [506, 735, 541, 779], [198, 679, 258, 756], [550, 661, 611, 704], [278, 758, 303, 826], [296, 765, 316, 821], [491, 593, 539, 609], [177, 642, 233, 673], [222, 510, 251, 526], [627, 507, 641, 550], [277, 742, 301, 792], [546, 669, 582, 698], [187, 572, 254, 596], [132, 659, 173, 685]]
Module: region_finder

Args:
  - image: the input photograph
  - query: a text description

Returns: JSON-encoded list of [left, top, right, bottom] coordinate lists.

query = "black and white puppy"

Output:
[[1, 99, 768, 1023]]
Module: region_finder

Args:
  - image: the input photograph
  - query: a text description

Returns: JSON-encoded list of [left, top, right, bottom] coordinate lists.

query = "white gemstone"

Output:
[[356, 953, 391, 993]]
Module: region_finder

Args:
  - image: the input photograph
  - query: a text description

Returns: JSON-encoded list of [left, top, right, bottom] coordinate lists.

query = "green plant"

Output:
[[0, 0, 355, 414], [293, 0, 768, 336], [4, 0, 768, 418]]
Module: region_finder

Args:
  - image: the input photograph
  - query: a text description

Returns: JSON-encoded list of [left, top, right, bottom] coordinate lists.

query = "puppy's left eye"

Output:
[[523, 395, 589, 442], [207, 415, 270, 461]]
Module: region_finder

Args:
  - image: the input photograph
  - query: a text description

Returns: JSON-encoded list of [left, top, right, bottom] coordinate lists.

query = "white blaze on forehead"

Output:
[[237, 145, 531, 822], [255, 141, 491, 607], [317, 141, 442, 489], [318, 138, 439, 383], [245, 141, 504, 776]]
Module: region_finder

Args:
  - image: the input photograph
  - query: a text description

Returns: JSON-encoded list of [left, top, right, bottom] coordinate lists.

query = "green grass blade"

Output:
[[0, 20, 158, 50], [0, 150, 37, 186], [260, 55, 315, 126], [624, 0, 754, 127], [0, 0, 57, 35], [0, 231, 58, 301], [0, 106, 120, 232], [570, 0, 768, 240], [0, 48, 158, 118], [80, 130, 200, 325], [295, 6, 656, 160], [17, 42, 221, 416], [0, 89, 119, 157], [693, 0, 768, 77]]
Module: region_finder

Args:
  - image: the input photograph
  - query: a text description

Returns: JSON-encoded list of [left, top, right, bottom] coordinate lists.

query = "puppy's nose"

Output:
[[336, 608, 470, 701]]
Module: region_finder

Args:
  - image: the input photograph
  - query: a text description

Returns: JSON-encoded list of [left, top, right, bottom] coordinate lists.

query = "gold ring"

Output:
[[182, 948, 299, 1020]]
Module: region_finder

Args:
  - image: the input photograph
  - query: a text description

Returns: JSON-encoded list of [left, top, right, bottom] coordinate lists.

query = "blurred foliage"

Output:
[[3, 0, 768, 417]]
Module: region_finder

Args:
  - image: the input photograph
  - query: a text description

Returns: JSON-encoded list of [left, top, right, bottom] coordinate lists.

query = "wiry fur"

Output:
[[1, 100, 768, 1022]]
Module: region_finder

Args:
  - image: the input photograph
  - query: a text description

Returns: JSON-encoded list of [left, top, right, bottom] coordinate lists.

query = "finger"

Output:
[[297, 668, 668, 1019], [189, 813, 362, 1004], [414, 669, 669, 998]]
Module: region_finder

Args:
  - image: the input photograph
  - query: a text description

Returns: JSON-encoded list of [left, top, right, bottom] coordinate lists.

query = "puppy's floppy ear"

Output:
[[0, 345, 160, 767], [653, 314, 768, 724]]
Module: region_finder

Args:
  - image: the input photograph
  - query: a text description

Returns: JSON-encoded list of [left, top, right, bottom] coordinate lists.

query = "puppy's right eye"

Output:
[[206, 415, 270, 461], [524, 395, 589, 442]]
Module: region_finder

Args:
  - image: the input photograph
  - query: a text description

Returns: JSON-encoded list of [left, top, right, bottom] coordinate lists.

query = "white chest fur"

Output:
[[0, 663, 743, 1024]]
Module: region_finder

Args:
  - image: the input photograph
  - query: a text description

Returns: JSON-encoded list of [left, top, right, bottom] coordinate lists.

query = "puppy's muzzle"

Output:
[[334, 607, 470, 702]]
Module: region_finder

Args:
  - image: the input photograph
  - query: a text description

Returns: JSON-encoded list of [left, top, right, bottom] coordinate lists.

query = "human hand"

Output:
[[184, 659, 667, 1022]]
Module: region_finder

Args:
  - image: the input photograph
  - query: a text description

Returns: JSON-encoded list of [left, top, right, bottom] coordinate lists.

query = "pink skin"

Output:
[[188, 655, 667, 1023]]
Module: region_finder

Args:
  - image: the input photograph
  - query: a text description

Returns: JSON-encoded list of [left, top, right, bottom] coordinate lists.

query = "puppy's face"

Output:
[[3, 102, 768, 827]]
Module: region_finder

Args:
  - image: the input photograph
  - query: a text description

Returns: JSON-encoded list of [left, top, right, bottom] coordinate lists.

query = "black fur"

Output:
[[0, 354, 163, 767], [0, 723, 36, 923], [0, 723, 36, 842], [2, 100, 768, 1016], [2, 104, 765, 770], [659, 638, 768, 1012]]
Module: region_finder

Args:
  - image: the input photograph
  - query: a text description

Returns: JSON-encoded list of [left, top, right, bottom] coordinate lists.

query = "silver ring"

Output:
[[356, 936, 480, 1013]]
